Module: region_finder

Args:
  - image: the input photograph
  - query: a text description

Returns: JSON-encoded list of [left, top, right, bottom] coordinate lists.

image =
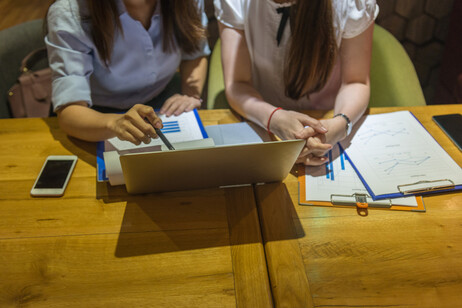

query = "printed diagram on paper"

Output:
[[304, 144, 418, 206], [305, 145, 368, 201], [107, 111, 205, 151], [342, 111, 462, 197]]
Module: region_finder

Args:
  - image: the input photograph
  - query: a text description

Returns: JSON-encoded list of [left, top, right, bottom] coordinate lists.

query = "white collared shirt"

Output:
[[214, 0, 379, 110], [46, 0, 210, 111]]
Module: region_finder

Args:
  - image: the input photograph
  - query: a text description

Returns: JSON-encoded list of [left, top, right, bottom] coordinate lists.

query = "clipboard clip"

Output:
[[397, 179, 455, 195], [330, 193, 392, 209]]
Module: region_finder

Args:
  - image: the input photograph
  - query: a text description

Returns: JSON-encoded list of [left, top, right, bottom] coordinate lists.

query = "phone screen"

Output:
[[433, 114, 462, 151], [34, 160, 75, 189]]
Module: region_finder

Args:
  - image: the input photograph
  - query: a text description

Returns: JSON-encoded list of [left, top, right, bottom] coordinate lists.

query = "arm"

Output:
[[300, 23, 374, 162], [159, 56, 208, 117], [322, 23, 374, 144], [180, 56, 208, 98], [57, 103, 162, 144], [218, 22, 326, 140]]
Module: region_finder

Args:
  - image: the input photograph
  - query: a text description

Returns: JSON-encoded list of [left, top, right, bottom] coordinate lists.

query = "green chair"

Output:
[[0, 19, 47, 118], [207, 24, 426, 110]]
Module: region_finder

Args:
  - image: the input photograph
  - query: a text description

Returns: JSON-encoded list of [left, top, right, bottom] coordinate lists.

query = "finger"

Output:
[[124, 109, 157, 138], [136, 105, 162, 130], [164, 98, 182, 117], [125, 122, 151, 144], [173, 102, 188, 116], [294, 126, 316, 139], [306, 138, 332, 152], [118, 130, 141, 145], [159, 95, 179, 115], [298, 146, 310, 159], [185, 100, 201, 113], [303, 155, 329, 166], [306, 140, 332, 157], [299, 116, 327, 134]]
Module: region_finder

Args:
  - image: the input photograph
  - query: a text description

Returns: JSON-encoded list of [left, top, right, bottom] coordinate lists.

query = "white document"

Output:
[[341, 111, 462, 198], [304, 144, 418, 206], [107, 110, 205, 151]]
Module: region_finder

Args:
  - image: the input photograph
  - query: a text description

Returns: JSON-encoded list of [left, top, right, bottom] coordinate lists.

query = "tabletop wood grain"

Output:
[[2, 106, 461, 307], [255, 105, 462, 308], [0, 110, 272, 307]]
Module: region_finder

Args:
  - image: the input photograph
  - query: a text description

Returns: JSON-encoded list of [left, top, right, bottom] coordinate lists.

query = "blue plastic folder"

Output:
[[97, 109, 207, 182]]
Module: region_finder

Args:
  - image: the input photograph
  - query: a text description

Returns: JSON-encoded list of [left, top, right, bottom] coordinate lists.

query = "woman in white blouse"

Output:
[[214, 0, 378, 165]]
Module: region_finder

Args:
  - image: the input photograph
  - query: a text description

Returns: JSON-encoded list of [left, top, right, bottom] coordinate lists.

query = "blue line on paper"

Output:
[[329, 150, 334, 181], [161, 128, 181, 133], [161, 121, 180, 134], [358, 127, 408, 145], [162, 121, 179, 128], [340, 152, 345, 170], [378, 155, 431, 175]]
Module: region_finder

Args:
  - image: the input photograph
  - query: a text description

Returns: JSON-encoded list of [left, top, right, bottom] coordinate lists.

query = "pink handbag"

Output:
[[7, 48, 52, 118]]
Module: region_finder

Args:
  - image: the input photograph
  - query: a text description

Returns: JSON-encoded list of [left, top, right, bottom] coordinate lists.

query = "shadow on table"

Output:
[[255, 182, 306, 243], [112, 187, 230, 257], [95, 181, 304, 258], [44, 118, 305, 256], [44, 118, 97, 168]]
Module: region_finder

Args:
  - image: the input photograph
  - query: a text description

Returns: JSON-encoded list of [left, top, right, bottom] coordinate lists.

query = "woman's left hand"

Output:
[[296, 117, 348, 165], [159, 94, 201, 117]]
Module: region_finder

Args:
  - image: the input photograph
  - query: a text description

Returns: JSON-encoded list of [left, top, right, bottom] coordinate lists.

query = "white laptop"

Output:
[[119, 139, 304, 194]]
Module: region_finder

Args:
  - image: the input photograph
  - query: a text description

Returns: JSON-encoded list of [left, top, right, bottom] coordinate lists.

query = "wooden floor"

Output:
[[0, 0, 53, 31]]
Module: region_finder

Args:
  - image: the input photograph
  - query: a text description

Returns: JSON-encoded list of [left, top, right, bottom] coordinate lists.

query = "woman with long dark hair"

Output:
[[215, 0, 378, 165], [46, 0, 210, 144]]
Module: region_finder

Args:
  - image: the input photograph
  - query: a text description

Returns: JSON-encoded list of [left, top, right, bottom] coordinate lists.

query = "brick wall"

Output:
[[376, 0, 455, 104]]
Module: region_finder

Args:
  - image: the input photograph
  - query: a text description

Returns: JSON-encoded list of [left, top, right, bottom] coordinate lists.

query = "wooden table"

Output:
[[255, 105, 462, 307], [0, 110, 272, 307], [1, 106, 461, 307]]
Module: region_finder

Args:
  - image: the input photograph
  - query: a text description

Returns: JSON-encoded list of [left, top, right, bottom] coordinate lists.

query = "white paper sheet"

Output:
[[304, 144, 418, 206], [107, 110, 205, 151], [341, 111, 462, 197]]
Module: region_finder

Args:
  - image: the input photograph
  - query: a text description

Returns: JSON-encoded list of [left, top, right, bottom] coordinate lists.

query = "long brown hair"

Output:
[[284, 0, 337, 100], [46, 0, 206, 64]]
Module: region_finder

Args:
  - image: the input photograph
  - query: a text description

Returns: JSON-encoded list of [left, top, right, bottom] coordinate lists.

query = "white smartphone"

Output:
[[30, 155, 78, 197]]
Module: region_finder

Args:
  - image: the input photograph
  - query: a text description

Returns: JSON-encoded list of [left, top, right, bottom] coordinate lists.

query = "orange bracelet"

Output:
[[267, 107, 283, 134]]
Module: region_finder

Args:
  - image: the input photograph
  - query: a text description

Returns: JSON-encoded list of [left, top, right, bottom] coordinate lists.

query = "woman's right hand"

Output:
[[107, 104, 163, 145], [269, 110, 332, 165], [269, 109, 326, 140]]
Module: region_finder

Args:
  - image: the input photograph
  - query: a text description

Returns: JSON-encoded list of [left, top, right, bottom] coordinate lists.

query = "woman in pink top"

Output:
[[214, 0, 378, 165]]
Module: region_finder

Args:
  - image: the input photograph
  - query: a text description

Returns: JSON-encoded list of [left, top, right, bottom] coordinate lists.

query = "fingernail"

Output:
[[321, 126, 327, 132], [155, 122, 162, 129]]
